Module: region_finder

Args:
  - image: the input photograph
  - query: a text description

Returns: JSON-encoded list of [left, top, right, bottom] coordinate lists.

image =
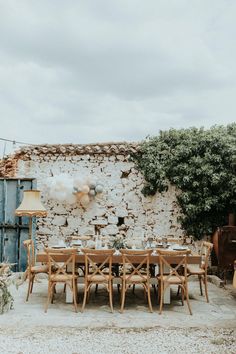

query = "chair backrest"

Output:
[[23, 239, 35, 270], [44, 247, 77, 280], [81, 249, 115, 281], [120, 249, 153, 282], [200, 241, 213, 271], [157, 249, 191, 283]]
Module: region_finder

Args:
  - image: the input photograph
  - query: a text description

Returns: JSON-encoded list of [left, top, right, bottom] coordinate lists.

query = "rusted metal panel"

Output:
[[0, 178, 36, 271]]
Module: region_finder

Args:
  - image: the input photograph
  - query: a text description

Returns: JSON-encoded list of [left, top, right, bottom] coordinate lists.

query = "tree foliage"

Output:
[[132, 124, 236, 239]]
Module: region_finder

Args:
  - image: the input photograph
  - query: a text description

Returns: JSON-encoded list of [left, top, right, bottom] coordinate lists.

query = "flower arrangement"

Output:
[[0, 263, 14, 314], [111, 232, 126, 249]]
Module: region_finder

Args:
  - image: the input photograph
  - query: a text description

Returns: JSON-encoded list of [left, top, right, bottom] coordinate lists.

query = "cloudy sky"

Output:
[[0, 0, 236, 155]]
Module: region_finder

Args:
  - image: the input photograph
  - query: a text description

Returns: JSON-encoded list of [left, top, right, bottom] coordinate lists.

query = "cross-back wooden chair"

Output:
[[157, 249, 192, 315], [44, 247, 78, 312], [120, 249, 153, 313], [186, 241, 213, 302], [23, 239, 48, 301], [81, 249, 115, 312]]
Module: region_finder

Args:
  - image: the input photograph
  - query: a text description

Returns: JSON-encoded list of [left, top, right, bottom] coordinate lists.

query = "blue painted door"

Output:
[[0, 178, 37, 271]]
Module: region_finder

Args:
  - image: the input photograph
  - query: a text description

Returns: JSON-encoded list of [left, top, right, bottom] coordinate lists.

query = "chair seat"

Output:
[[31, 265, 48, 273], [50, 274, 78, 282], [122, 274, 148, 283], [158, 275, 185, 284], [87, 274, 113, 282], [187, 264, 205, 275]]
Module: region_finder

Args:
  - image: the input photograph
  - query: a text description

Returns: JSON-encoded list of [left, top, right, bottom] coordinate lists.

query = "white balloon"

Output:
[[89, 189, 96, 197], [95, 185, 103, 194], [47, 173, 75, 204]]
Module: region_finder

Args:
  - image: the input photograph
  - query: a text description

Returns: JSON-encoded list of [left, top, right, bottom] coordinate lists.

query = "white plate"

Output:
[[71, 241, 82, 246], [173, 246, 188, 251]]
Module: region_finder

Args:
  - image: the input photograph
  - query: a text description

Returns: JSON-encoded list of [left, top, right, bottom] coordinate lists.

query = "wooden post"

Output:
[[228, 213, 235, 226]]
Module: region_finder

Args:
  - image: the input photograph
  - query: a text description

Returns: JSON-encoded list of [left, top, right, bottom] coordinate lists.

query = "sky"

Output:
[[0, 0, 236, 156]]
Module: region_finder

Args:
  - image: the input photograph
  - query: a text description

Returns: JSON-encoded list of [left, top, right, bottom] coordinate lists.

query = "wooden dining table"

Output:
[[36, 250, 201, 265]]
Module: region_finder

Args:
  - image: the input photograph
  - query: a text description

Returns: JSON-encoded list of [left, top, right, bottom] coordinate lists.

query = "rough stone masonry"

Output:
[[0, 142, 184, 248]]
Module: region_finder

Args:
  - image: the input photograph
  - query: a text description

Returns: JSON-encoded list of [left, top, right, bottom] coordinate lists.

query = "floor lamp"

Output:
[[15, 190, 47, 279], [15, 190, 47, 239]]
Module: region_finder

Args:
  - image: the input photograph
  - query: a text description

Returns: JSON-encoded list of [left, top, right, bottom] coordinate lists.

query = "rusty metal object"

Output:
[[212, 226, 236, 280]]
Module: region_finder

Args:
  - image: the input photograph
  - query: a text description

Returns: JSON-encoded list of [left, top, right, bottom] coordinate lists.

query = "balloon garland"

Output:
[[45, 174, 104, 206]]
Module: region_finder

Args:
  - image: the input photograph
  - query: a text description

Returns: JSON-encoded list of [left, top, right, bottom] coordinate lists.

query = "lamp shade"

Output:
[[15, 190, 47, 217]]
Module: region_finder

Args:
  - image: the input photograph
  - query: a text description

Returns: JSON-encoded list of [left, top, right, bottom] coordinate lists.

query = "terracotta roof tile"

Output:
[[15, 142, 140, 157]]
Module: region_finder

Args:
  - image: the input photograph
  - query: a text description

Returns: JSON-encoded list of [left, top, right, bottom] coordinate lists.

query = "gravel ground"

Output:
[[0, 326, 235, 354], [1, 279, 235, 353]]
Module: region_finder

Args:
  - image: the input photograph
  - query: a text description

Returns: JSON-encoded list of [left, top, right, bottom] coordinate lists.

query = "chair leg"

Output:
[[117, 283, 120, 293], [177, 285, 180, 297], [204, 275, 209, 302], [157, 280, 161, 304], [81, 284, 87, 312], [108, 281, 113, 313], [45, 283, 53, 313], [132, 284, 135, 293], [24, 268, 29, 281], [26, 274, 32, 302], [185, 283, 192, 315], [30, 274, 35, 293], [87, 286, 91, 303], [72, 280, 78, 313], [147, 284, 153, 313], [152, 284, 157, 295], [159, 282, 164, 314], [120, 282, 126, 313], [51, 283, 56, 304], [95, 284, 99, 293], [181, 286, 184, 306], [198, 275, 203, 296]]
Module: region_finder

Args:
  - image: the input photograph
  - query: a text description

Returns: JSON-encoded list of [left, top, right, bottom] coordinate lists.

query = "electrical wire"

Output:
[[0, 137, 33, 145]]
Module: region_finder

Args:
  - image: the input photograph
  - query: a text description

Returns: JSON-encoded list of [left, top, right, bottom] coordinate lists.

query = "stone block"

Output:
[[124, 217, 135, 227], [95, 207, 107, 217], [52, 205, 67, 215], [108, 215, 118, 224], [133, 226, 145, 239], [103, 224, 119, 235], [66, 216, 81, 229], [52, 216, 67, 226], [37, 227, 53, 235], [90, 218, 108, 225], [114, 207, 128, 218], [79, 226, 95, 236]]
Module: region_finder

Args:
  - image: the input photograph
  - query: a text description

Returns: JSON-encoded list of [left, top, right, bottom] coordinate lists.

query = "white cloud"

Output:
[[0, 0, 235, 151]]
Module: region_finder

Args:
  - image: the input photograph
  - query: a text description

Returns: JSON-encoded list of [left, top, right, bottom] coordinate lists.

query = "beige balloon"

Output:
[[80, 194, 90, 207], [76, 192, 84, 200], [81, 185, 90, 194]]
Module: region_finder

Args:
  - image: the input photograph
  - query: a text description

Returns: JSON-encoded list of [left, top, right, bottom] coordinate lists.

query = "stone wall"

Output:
[[1, 142, 184, 248]]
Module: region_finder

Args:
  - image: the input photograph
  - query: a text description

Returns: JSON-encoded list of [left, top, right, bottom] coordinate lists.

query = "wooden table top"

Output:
[[36, 251, 201, 265]]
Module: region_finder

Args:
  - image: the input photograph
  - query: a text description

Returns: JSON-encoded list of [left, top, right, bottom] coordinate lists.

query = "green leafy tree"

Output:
[[132, 124, 236, 239]]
